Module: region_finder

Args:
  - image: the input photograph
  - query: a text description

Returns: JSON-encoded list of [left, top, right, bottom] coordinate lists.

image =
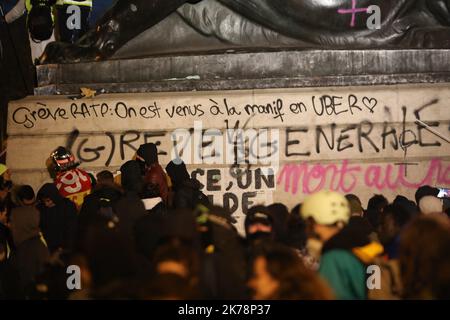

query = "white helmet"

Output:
[[301, 190, 351, 225]]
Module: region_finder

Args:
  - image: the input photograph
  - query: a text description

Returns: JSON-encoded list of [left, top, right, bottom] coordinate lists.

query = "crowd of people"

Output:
[[0, 143, 449, 300]]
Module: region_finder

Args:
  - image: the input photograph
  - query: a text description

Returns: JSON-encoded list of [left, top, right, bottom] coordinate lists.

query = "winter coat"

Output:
[[319, 223, 383, 300], [37, 183, 78, 253]]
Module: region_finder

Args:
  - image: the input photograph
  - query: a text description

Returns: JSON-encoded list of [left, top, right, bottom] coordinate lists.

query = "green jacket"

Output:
[[319, 249, 367, 300]]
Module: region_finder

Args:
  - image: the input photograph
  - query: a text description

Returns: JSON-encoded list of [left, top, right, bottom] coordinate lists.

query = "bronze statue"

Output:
[[41, 0, 450, 63]]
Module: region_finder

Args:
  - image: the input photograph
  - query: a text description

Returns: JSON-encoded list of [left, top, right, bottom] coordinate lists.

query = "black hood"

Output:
[[166, 160, 190, 188], [120, 160, 143, 194], [37, 183, 64, 203], [137, 143, 158, 166], [93, 185, 123, 202]]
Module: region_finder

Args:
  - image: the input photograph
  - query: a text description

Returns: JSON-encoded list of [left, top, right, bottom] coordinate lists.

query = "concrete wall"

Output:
[[7, 84, 450, 232]]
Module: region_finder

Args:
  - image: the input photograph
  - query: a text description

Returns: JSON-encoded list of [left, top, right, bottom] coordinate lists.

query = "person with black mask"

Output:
[[36, 183, 78, 254], [165, 159, 209, 210]]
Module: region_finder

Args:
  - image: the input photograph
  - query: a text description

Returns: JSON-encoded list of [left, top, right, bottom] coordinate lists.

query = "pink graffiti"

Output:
[[337, 0, 369, 27], [277, 159, 450, 195]]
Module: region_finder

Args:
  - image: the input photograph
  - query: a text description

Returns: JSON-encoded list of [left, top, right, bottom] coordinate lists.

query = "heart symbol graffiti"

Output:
[[362, 97, 377, 113]]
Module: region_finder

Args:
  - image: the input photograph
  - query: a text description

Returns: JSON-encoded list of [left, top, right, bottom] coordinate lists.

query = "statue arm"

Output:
[[5, 0, 26, 24]]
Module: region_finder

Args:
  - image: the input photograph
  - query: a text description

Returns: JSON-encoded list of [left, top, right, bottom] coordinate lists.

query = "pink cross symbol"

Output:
[[337, 0, 369, 27]]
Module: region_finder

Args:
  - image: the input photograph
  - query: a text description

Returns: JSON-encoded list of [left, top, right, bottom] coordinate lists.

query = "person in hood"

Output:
[[136, 143, 169, 204], [78, 170, 123, 250], [195, 205, 248, 299], [165, 160, 209, 210], [9, 185, 49, 297], [113, 161, 147, 244], [36, 183, 78, 254], [300, 190, 383, 300]]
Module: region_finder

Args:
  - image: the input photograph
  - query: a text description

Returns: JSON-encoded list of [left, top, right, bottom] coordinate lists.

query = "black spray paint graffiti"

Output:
[[12, 93, 381, 129], [284, 100, 448, 160]]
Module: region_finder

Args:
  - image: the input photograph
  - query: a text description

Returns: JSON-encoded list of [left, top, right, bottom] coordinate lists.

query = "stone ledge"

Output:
[[35, 49, 450, 95]]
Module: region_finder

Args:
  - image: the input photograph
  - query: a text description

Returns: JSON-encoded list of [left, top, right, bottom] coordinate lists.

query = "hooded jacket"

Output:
[[166, 160, 208, 210], [37, 183, 78, 253], [78, 182, 123, 248], [114, 161, 147, 243], [319, 222, 383, 300]]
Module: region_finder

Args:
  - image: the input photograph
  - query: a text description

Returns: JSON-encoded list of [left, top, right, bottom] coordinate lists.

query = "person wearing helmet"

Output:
[[300, 190, 383, 300], [48, 146, 93, 209]]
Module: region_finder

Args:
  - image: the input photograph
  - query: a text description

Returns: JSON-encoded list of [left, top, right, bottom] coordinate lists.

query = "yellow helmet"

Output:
[[301, 190, 351, 225]]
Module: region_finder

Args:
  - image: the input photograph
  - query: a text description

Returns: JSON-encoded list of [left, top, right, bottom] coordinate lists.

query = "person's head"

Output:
[[399, 214, 450, 299], [50, 146, 79, 173], [37, 183, 62, 208], [152, 238, 199, 282], [27, 0, 55, 42], [300, 191, 350, 244], [165, 160, 190, 188], [248, 243, 333, 300], [378, 204, 412, 245], [96, 170, 115, 186], [418, 196, 444, 215], [136, 143, 158, 167], [345, 194, 363, 216], [17, 185, 36, 206], [245, 206, 274, 243], [120, 160, 144, 193], [366, 194, 389, 230], [415, 185, 440, 206], [367, 194, 388, 213]]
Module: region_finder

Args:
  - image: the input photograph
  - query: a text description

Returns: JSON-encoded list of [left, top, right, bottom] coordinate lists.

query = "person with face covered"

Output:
[[244, 206, 275, 247], [165, 159, 209, 210], [300, 190, 384, 300]]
